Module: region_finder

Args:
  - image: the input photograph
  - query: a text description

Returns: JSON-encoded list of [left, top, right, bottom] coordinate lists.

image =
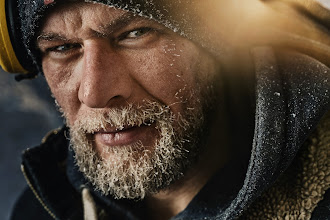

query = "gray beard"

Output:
[[69, 100, 206, 199]]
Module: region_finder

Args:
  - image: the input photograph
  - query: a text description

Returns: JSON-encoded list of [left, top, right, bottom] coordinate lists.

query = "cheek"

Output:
[[126, 42, 199, 106], [42, 59, 80, 125]]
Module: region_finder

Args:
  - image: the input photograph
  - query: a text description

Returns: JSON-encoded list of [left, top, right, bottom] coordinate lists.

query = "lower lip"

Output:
[[94, 124, 157, 147]]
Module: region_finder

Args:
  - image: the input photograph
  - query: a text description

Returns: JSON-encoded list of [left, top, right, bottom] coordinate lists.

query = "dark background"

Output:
[[0, 68, 62, 220]]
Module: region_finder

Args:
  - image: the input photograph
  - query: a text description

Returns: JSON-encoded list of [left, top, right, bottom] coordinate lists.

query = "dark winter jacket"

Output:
[[9, 0, 330, 219]]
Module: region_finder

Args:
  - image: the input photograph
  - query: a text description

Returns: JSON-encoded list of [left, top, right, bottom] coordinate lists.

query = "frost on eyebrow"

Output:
[[37, 33, 68, 42], [36, 33, 71, 50]]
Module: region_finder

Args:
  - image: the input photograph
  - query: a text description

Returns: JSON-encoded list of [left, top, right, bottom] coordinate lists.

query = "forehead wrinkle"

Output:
[[38, 6, 83, 42], [96, 12, 149, 35]]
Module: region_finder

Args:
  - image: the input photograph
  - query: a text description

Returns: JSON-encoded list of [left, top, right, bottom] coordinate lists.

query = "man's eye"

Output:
[[122, 28, 153, 39], [47, 43, 81, 53]]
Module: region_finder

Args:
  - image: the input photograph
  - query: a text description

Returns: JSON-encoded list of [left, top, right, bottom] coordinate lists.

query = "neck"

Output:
[[145, 173, 205, 220]]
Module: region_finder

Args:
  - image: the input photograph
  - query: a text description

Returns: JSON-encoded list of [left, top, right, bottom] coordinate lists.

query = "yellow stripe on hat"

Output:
[[0, 0, 27, 73]]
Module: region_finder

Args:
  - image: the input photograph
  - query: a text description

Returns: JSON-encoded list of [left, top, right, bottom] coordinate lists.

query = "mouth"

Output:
[[93, 121, 158, 148]]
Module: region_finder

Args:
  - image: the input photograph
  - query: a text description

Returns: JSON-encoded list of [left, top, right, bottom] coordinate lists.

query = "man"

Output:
[[0, 0, 329, 219]]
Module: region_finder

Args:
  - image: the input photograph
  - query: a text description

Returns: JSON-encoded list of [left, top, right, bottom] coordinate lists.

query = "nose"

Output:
[[78, 39, 132, 108]]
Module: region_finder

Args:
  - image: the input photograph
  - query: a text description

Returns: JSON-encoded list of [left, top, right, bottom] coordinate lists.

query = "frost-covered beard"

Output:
[[69, 100, 206, 199]]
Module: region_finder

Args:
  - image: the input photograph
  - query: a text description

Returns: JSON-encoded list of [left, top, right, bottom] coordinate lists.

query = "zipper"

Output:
[[21, 164, 57, 220]]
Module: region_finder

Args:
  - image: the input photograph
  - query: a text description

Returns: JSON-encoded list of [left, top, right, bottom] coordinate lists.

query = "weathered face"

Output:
[[38, 2, 221, 199]]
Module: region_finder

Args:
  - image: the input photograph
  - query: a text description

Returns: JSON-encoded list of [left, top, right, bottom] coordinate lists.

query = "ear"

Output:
[[0, 0, 29, 73]]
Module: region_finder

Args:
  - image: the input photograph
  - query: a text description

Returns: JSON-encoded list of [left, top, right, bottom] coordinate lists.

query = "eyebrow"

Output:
[[37, 33, 68, 42], [37, 11, 151, 43]]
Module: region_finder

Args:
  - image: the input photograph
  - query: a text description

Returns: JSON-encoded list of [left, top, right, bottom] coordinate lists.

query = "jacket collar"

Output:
[[21, 127, 83, 220]]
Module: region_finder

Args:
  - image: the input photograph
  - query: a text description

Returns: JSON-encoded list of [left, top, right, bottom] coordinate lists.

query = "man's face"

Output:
[[38, 2, 220, 199]]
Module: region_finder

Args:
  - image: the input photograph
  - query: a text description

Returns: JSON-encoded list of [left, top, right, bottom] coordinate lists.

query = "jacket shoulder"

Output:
[[240, 111, 330, 219], [10, 186, 54, 220]]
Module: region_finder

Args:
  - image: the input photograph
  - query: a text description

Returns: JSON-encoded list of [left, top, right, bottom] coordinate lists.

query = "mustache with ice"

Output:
[[72, 100, 177, 137]]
